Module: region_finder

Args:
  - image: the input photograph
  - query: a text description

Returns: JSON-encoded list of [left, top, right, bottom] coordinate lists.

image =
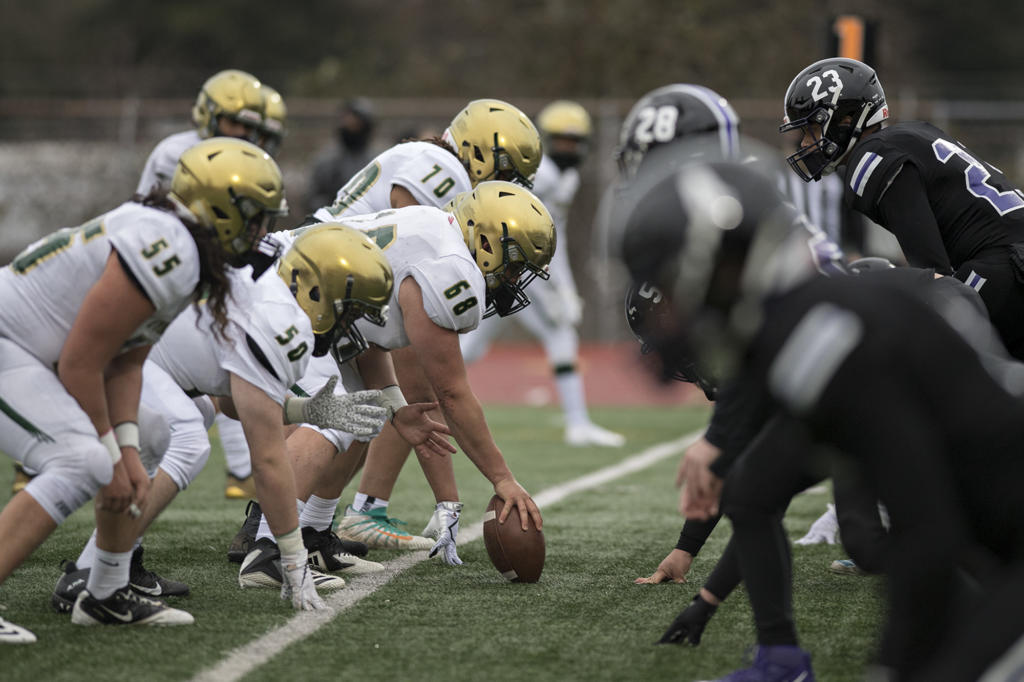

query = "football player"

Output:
[[620, 158, 1024, 682], [460, 100, 625, 448], [782, 57, 1024, 361], [234, 182, 554, 573], [0, 138, 285, 640], [225, 100, 544, 560], [51, 225, 406, 613]]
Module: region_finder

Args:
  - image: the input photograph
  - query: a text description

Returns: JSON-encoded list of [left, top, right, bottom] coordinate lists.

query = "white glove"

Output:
[[795, 503, 839, 546], [427, 501, 463, 566], [279, 547, 328, 611], [284, 376, 387, 441]]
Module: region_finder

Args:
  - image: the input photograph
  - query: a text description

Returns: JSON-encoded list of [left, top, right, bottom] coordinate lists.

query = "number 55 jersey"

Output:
[[284, 205, 485, 350]]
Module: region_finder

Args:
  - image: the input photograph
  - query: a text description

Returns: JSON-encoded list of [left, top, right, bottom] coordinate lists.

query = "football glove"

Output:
[[284, 376, 387, 440], [657, 594, 718, 646], [427, 501, 464, 566], [279, 547, 327, 611]]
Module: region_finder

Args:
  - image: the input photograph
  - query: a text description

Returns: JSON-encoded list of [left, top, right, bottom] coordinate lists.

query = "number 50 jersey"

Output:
[[283, 205, 484, 350]]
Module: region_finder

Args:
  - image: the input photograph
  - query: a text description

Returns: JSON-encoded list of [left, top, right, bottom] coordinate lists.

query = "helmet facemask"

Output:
[[780, 105, 861, 182], [487, 132, 534, 189], [480, 225, 549, 318]]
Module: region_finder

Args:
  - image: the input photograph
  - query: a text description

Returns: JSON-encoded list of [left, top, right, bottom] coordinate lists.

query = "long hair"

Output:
[[135, 190, 233, 341]]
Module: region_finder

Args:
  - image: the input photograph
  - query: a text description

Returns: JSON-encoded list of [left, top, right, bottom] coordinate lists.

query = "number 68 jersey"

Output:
[[0, 202, 200, 366], [283, 205, 485, 350]]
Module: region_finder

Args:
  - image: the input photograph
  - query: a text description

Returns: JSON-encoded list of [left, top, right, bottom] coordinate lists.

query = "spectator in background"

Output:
[[308, 98, 376, 210]]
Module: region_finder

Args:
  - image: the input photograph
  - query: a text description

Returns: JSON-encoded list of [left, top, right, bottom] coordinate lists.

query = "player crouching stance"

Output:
[[0, 138, 286, 641], [52, 224, 397, 614]]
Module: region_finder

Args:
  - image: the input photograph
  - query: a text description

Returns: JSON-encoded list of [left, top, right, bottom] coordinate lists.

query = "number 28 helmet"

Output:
[[447, 181, 556, 318], [278, 223, 394, 364], [780, 57, 888, 182], [615, 84, 741, 179]]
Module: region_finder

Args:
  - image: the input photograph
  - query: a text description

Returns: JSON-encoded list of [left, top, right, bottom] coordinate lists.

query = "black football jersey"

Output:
[[842, 121, 1024, 269]]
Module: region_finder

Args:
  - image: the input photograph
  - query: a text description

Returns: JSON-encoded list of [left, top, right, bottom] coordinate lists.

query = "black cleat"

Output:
[[227, 500, 263, 564], [51, 560, 90, 613], [129, 546, 189, 598], [302, 526, 383, 575], [657, 594, 718, 646]]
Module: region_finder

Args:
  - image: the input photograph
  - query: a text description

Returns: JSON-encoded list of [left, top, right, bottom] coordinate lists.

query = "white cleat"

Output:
[[565, 422, 626, 447], [0, 616, 36, 643]]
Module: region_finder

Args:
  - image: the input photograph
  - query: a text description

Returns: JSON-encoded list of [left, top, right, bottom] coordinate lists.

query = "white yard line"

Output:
[[190, 430, 702, 682]]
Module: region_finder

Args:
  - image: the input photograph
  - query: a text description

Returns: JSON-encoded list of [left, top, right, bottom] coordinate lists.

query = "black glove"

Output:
[[656, 594, 718, 646]]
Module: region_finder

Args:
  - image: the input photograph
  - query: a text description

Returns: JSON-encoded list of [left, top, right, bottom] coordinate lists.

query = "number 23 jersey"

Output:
[[843, 121, 1024, 267], [287, 205, 485, 350], [0, 202, 200, 366]]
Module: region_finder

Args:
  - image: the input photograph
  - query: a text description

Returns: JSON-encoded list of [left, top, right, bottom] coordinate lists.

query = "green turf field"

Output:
[[0, 404, 883, 681]]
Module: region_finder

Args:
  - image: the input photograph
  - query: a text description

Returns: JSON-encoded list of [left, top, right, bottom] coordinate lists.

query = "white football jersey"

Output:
[[0, 203, 200, 366], [137, 130, 202, 196], [531, 154, 579, 292], [148, 266, 313, 405], [281, 205, 484, 350], [312, 141, 471, 222]]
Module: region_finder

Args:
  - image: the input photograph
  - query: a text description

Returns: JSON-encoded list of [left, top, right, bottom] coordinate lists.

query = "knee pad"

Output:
[[23, 434, 113, 523], [157, 420, 212, 491]]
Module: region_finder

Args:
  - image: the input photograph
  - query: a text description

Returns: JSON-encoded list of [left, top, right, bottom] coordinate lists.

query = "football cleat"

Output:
[[225, 473, 257, 500], [301, 526, 384, 575], [703, 645, 815, 682], [829, 559, 868, 577], [0, 616, 36, 644], [565, 422, 626, 448], [130, 546, 190, 598], [657, 594, 718, 646], [335, 506, 433, 550], [227, 499, 263, 563], [51, 559, 90, 613], [11, 463, 33, 494], [239, 538, 345, 590], [71, 587, 194, 627]]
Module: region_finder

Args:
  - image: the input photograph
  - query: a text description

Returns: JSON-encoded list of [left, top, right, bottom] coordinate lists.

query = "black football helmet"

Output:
[[779, 58, 889, 182], [625, 281, 718, 399], [616, 84, 741, 179], [619, 159, 829, 383]]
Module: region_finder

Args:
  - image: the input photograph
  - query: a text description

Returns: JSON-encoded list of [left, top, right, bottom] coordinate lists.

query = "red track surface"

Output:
[[465, 342, 707, 406]]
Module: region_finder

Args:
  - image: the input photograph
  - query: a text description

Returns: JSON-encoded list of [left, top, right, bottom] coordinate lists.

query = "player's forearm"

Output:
[[250, 442, 300, 537], [437, 385, 512, 484]]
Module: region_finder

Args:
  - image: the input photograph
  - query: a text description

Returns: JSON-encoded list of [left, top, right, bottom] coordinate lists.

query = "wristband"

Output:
[[275, 527, 305, 559], [113, 421, 140, 451], [283, 396, 308, 425], [379, 385, 408, 423], [99, 430, 122, 465]]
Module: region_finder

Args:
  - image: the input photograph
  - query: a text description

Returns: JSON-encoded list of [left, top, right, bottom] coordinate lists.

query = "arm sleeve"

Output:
[[876, 164, 953, 274]]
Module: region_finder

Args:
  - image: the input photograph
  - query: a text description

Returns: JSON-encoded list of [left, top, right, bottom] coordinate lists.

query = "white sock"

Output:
[[352, 493, 388, 513], [256, 499, 303, 542], [555, 370, 590, 428], [76, 530, 99, 569], [86, 549, 132, 600], [300, 495, 340, 531], [217, 413, 252, 478]]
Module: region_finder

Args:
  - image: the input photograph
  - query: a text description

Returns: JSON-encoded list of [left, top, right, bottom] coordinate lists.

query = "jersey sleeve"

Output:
[[407, 257, 484, 333], [843, 138, 911, 220], [136, 139, 180, 195], [107, 213, 200, 312], [391, 149, 472, 209]]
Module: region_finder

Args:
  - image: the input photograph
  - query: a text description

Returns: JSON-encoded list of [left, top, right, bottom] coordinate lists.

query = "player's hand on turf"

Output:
[[634, 549, 693, 584], [286, 376, 388, 440], [794, 503, 839, 545], [677, 438, 722, 521], [280, 549, 328, 611], [392, 402, 455, 458], [656, 594, 718, 646], [427, 501, 464, 566], [493, 477, 543, 531]]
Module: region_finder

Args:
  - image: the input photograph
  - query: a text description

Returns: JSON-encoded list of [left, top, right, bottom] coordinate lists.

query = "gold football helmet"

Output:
[[446, 181, 555, 318], [258, 85, 287, 156], [191, 69, 264, 141], [278, 223, 394, 363], [537, 100, 592, 168], [447, 99, 541, 189], [169, 138, 288, 260]]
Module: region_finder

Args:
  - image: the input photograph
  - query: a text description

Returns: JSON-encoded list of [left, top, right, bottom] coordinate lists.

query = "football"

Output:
[[482, 494, 545, 583]]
